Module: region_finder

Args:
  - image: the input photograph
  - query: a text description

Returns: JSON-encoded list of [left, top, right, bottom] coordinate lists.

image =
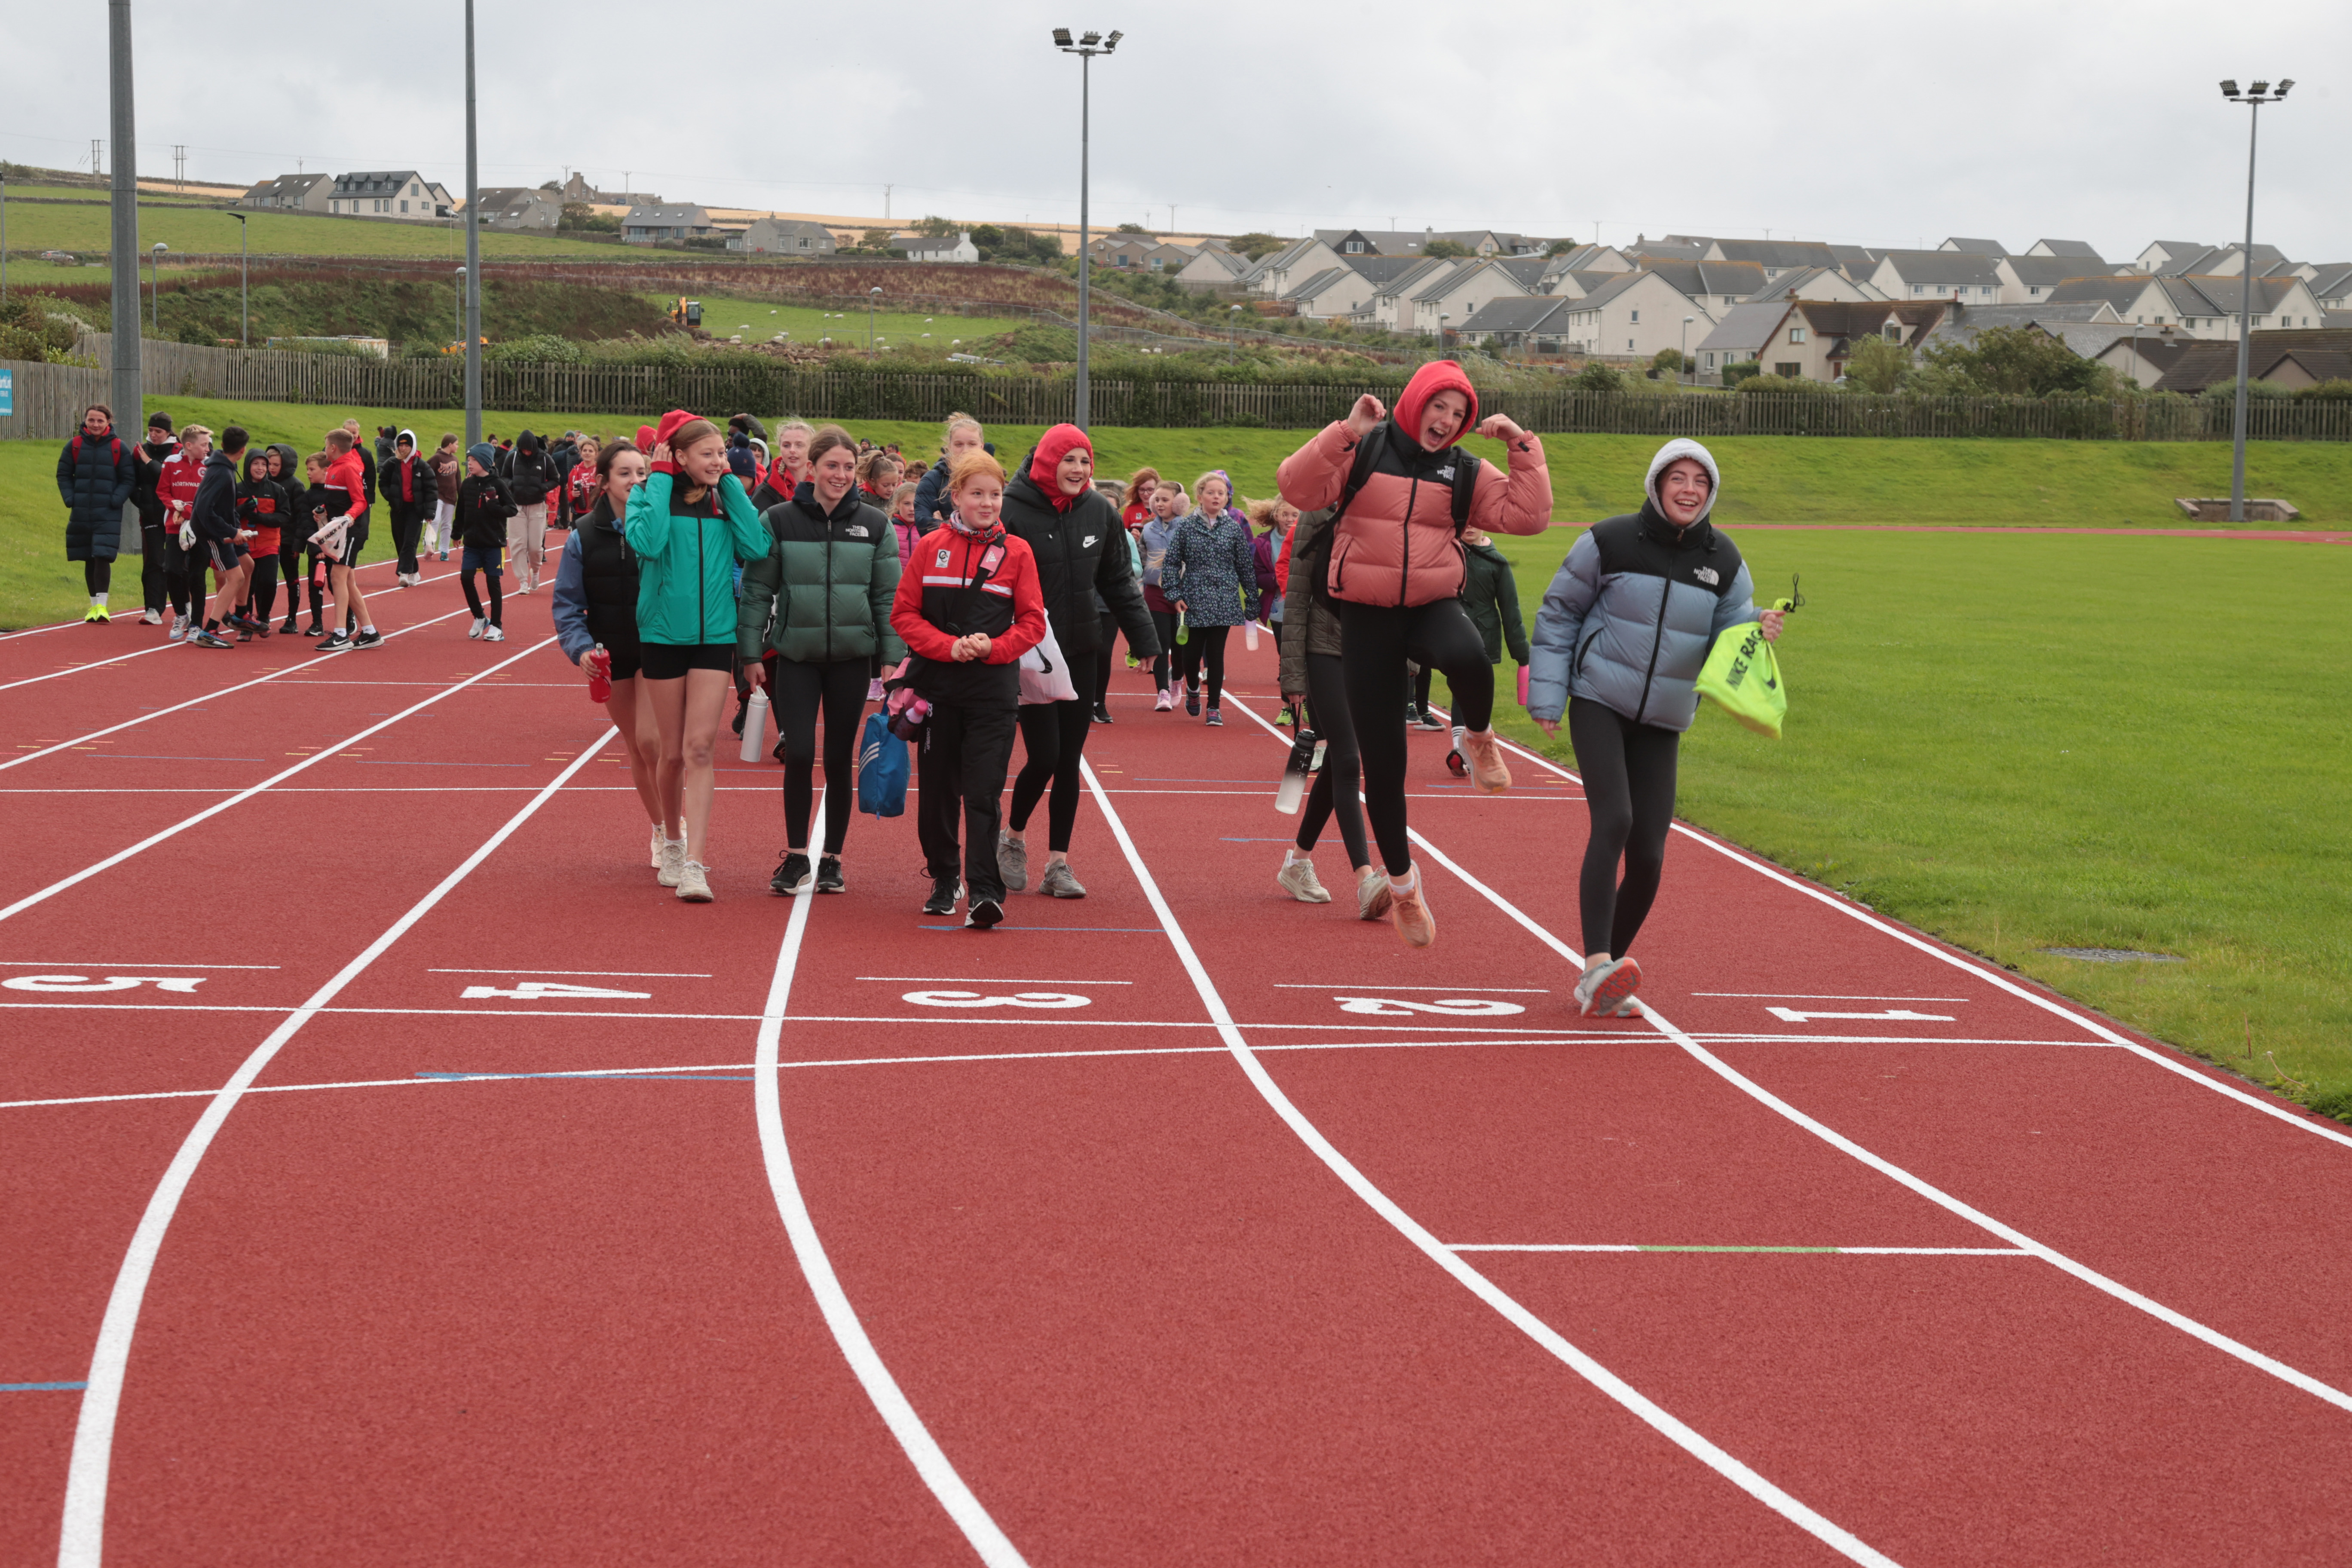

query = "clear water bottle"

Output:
[[739, 689, 770, 762], [1274, 727, 1321, 815]]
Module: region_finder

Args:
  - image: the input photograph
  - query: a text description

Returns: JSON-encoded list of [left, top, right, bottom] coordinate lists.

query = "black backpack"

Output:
[[1293, 419, 1479, 609]]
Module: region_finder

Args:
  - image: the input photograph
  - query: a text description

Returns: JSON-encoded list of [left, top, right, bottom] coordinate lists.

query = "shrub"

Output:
[[1736, 373, 1814, 394], [1841, 334, 1910, 394], [2199, 377, 2294, 401], [1571, 361, 1626, 393], [1422, 239, 1473, 260], [2291, 378, 2352, 401], [1721, 359, 1762, 387], [1650, 347, 1686, 374], [0, 299, 82, 362], [484, 333, 585, 364]]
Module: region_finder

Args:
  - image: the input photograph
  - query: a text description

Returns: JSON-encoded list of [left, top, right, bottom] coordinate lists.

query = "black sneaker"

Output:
[[1093, 701, 1113, 724], [815, 856, 845, 893], [964, 896, 1004, 929], [315, 631, 352, 652], [279, 616, 300, 635], [351, 628, 385, 650], [731, 705, 747, 738], [1185, 686, 1201, 716], [922, 876, 961, 916], [302, 622, 325, 638], [770, 852, 813, 895], [1415, 710, 1446, 732]]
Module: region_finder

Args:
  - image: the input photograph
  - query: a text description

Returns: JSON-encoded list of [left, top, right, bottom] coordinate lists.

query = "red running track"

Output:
[[3, 565, 2348, 1566]]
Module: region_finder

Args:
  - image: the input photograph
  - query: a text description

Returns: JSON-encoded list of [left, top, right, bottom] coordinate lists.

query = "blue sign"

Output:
[[0, 367, 12, 417]]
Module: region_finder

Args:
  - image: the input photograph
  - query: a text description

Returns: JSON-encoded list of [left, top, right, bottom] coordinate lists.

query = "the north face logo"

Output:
[[1436, 466, 1456, 481], [845, 524, 869, 538], [1693, 566, 1719, 586]]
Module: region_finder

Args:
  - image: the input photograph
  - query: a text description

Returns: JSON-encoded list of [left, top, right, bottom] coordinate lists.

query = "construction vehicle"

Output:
[[668, 298, 703, 328]]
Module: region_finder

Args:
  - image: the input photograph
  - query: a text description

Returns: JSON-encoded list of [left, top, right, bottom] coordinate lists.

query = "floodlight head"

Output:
[[152, 241, 166, 252], [1104, 29, 1122, 47], [1080, 30, 1100, 45], [2249, 80, 2269, 96], [870, 285, 883, 295], [2219, 79, 2239, 96], [1051, 27, 1072, 46], [2276, 78, 2294, 97]]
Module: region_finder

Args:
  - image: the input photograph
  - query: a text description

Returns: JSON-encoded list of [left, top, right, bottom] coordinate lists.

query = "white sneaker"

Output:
[[468, 617, 485, 640], [141, 608, 162, 626], [1356, 868, 1393, 922], [167, 621, 187, 642], [1277, 854, 1331, 903], [677, 859, 713, 902], [658, 838, 685, 888], [650, 824, 665, 870], [483, 625, 505, 643], [1574, 957, 1643, 1017]]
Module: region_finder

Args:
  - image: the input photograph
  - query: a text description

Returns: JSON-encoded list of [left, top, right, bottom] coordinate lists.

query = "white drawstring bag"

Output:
[[1018, 616, 1079, 704]]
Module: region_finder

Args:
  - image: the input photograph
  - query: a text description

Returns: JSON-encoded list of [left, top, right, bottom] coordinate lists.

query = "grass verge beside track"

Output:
[[1473, 527, 2352, 1117]]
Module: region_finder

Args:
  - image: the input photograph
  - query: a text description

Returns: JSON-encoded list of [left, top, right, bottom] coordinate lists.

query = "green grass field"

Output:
[[1469, 528, 2352, 1120], [0, 198, 621, 259], [658, 293, 1038, 349], [5, 397, 2345, 1115]]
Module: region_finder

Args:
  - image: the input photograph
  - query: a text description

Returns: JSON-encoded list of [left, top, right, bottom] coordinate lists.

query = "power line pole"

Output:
[[884, 184, 892, 221], [172, 144, 185, 191], [106, 2, 141, 436]]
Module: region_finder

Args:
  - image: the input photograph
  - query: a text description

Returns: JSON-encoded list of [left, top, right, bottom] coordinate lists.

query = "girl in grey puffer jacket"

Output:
[[1526, 439, 1784, 1017]]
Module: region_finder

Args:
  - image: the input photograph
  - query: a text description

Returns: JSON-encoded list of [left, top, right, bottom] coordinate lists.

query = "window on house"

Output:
[[1911, 284, 1922, 296], [1982, 286, 1994, 297], [1775, 362, 1802, 378], [1884, 324, 1901, 341], [1704, 352, 1716, 368], [400, 200, 408, 213], [1789, 327, 1807, 344], [1628, 338, 1636, 351], [1346, 241, 1363, 254]]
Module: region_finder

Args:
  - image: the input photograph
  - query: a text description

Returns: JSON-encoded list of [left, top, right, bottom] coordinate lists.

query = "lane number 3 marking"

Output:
[[2, 974, 207, 993], [903, 990, 1091, 1010], [1334, 995, 1525, 1017]]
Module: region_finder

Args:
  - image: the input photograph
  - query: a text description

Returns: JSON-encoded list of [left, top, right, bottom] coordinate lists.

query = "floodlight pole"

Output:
[[1055, 28, 1121, 430], [453, 266, 465, 353], [463, 0, 483, 448], [2220, 77, 2291, 523], [1682, 315, 1693, 386], [233, 213, 248, 345], [107, 0, 141, 432], [869, 285, 881, 358], [150, 243, 165, 332]]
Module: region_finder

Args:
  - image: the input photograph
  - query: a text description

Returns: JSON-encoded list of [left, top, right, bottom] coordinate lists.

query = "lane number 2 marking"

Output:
[[2, 974, 207, 993], [902, 990, 1091, 1010], [1333, 996, 1526, 1017]]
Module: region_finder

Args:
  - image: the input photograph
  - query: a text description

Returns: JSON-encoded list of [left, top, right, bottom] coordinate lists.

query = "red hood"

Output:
[[1028, 423, 1094, 512], [635, 424, 657, 452], [1393, 360, 1478, 450], [647, 409, 702, 476]]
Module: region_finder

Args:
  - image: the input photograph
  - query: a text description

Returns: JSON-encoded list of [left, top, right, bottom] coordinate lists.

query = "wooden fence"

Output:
[[8, 341, 2352, 441]]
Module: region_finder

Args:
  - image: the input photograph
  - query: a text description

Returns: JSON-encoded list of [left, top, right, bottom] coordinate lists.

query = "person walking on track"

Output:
[[453, 443, 517, 643], [265, 445, 310, 635], [186, 427, 262, 649], [737, 424, 905, 899], [889, 450, 1047, 928], [427, 434, 461, 562], [564, 435, 602, 541], [1275, 502, 1390, 919], [1160, 470, 1259, 726], [156, 425, 211, 640], [996, 423, 1159, 900], [554, 440, 680, 879], [130, 411, 180, 628], [911, 412, 987, 525], [1136, 479, 1182, 709], [626, 410, 775, 904], [1440, 525, 1533, 776], [1527, 438, 1782, 1016], [311, 428, 381, 651], [56, 403, 138, 625], [1276, 359, 1553, 947], [503, 430, 559, 594], [381, 430, 435, 587], [232, 447, 290, 639]]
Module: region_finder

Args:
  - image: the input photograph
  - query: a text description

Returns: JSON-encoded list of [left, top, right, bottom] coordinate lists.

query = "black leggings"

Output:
[[776, 657, 868, 856], [461, 565, 504, 627], [1008, 696, 1093, 853], [139, 516, 175, 615], [1568, 696, 1680, 959], [390, 508, 425, 575], [1338, 597, 1492, 876], [243, 555, 282, 624], [277, 540, 304, 621], [1173, 623, 1231, 707], [1147, 608, 1177, 689], [1296, 651, 1369, 869], [1093, 609, 1119, 707], [84, 559, 111, 595]]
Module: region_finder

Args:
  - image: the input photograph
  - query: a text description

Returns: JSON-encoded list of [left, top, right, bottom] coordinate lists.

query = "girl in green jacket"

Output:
[[625, 410, 775, 903], [739, 424, 905, 897]]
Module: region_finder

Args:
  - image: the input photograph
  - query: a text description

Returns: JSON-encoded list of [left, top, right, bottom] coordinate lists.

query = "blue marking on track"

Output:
[[3, 1381, 89, 1392]]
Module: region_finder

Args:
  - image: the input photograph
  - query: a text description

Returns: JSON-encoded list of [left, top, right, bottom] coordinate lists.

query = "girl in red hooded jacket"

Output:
[[1274, 359, 1552, 948]]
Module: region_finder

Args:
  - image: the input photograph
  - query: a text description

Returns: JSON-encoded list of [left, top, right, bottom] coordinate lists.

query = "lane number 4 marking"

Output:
[[462, 981, 654, 1000], [1766, 1007, 1956, 1023], [1, 974, 207, 994], [1335, 996, 1526, 1017], [902, 990, 1091, 1010]]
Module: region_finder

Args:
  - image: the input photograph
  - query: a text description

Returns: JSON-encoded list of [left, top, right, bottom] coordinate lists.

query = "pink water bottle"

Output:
[[1516, 664, 1530, 707]]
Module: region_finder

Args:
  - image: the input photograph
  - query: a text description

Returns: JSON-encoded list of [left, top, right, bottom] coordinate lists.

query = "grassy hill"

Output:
[[28, 268, 674, 343], [0, 197, 622, 259]]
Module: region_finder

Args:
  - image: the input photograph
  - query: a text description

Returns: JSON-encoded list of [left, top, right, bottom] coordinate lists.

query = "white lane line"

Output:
[[1389, 814, 2352, 1420], [0, 605, 474, 775], [0, 636, 559, 927], [55, 724, 614, 1568], [1078, 754, 1901, 1568], [1697, 993, 1969, 1004], [1467, 723, 2352, 1153], [751, 790, 1028, 1568], [0, 563, 460, 694], [858, 976, 1135, 985], [424, 968, 714, 978], [1449, 1245, 2033, 1256], [0, 619, 81, 642], [0, 962, 279, 969], [1273, 983, 1552, 993]]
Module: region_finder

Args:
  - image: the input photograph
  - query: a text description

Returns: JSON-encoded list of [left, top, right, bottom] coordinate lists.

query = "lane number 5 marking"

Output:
[[2, 974, 207, 994]]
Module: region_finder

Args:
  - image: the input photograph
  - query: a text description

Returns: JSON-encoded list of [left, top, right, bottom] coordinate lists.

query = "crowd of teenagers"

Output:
[[51, 366, 1781, 1015]]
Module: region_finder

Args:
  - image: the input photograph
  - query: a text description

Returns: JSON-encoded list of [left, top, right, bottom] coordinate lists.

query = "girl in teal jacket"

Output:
[[624, 409, 774, 903]]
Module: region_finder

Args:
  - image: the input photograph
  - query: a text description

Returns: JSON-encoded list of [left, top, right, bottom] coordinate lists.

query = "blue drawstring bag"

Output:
[[857, 710, 909, 818]]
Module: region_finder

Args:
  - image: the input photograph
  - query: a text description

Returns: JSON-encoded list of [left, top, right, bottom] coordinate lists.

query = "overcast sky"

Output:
[[7, 0, 2346, 263]]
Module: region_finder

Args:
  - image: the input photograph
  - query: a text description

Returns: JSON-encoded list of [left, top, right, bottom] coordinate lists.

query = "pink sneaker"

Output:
[[1153, 686, 1174, 712]]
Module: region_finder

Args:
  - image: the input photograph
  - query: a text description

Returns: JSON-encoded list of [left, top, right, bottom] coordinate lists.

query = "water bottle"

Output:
[[1274, 727, 1321, 815], [739, 688, 770, 762], [1175, 610, 1189, 645], [1516, 664, 1530, 707], [587, 643, 612, 704], [1243, 620, 1260, 653]]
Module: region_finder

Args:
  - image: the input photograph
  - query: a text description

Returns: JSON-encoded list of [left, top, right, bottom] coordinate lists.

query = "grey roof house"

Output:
[[623, 205, 715, 244]]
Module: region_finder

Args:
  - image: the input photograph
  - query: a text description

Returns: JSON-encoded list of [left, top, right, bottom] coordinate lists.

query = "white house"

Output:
[[239, 173, 332, 213], [1283, 266, 1380, 320], [1939, 236, 2009, 255], [1455, 296, 1576, 351], [1746, 300, 1950, 382], [1691, 301, 1791, 379], [1404, 257, 1530, 337], [1368, 258, 1458, 332], [1248, 236, 1346, 297], [1638, 259, 1769, 315], [738, 217, 838, 256], [1748, 265, 1883, 304], [2135, 240, 2210, 274], [2046, 274, 2323, 338], [328, 171, 451, 219], [2025, 239, 2104, 262], [1546, 271, 1716, 361], [899, 231, 980, 263], [2308, 263, 2352, 310], [1174, 245, 1249, 290], [1867, 248, 2012, 304]]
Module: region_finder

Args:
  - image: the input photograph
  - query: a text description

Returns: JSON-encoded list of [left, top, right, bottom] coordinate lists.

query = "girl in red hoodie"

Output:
[[1274, 360, 1552, 947]]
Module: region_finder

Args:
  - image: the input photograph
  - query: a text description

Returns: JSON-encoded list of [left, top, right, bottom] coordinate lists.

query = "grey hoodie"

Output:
[[1527, 438, 1757, 732]]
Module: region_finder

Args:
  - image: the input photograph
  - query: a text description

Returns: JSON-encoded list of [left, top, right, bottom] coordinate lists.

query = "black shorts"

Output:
[[605, 640, 644, 682], [638, 641, 735, 680], [205, 538, 247, 575]]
